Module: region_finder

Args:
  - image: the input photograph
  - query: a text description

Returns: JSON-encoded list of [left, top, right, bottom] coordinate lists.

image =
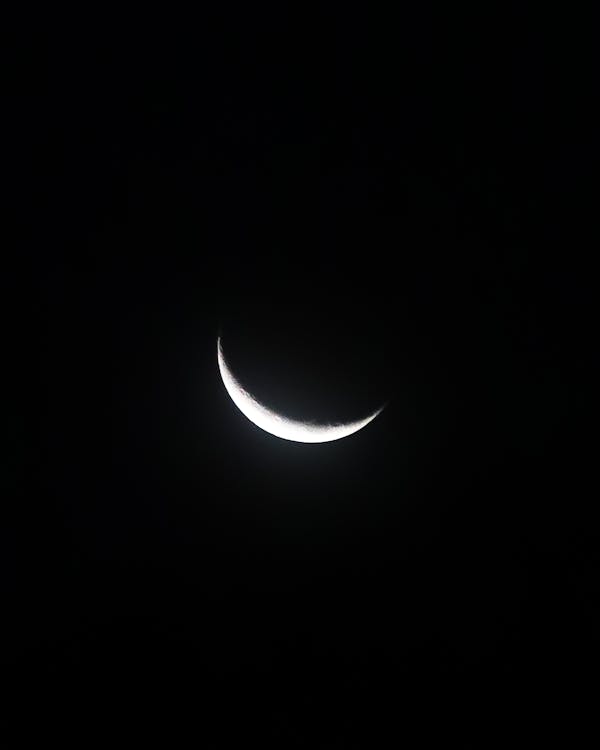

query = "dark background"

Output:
[[4, 5, 598, 745]]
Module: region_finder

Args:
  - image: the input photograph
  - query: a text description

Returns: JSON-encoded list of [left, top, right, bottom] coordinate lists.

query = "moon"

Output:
[[217, 336, 384, 443]]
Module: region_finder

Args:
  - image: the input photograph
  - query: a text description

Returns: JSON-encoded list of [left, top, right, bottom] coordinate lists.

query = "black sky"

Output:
[[4, 5, 598, 745]]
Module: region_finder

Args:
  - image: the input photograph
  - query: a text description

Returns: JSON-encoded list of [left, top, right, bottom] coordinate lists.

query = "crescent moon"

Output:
[[217, 337, 384, 443]]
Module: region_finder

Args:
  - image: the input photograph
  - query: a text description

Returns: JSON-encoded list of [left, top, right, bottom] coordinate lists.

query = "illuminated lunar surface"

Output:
[[217, 337, 384, 443]]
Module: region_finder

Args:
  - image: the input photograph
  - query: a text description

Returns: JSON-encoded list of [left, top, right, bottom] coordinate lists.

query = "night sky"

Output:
[[5, 6, 598, 745]]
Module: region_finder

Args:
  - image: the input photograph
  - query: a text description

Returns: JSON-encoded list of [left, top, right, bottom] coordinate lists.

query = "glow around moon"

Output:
[[217, 337, 384, 443]]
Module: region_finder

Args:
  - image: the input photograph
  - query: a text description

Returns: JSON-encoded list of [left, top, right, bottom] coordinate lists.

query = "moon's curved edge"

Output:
[[217, 336, 384, 443]]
